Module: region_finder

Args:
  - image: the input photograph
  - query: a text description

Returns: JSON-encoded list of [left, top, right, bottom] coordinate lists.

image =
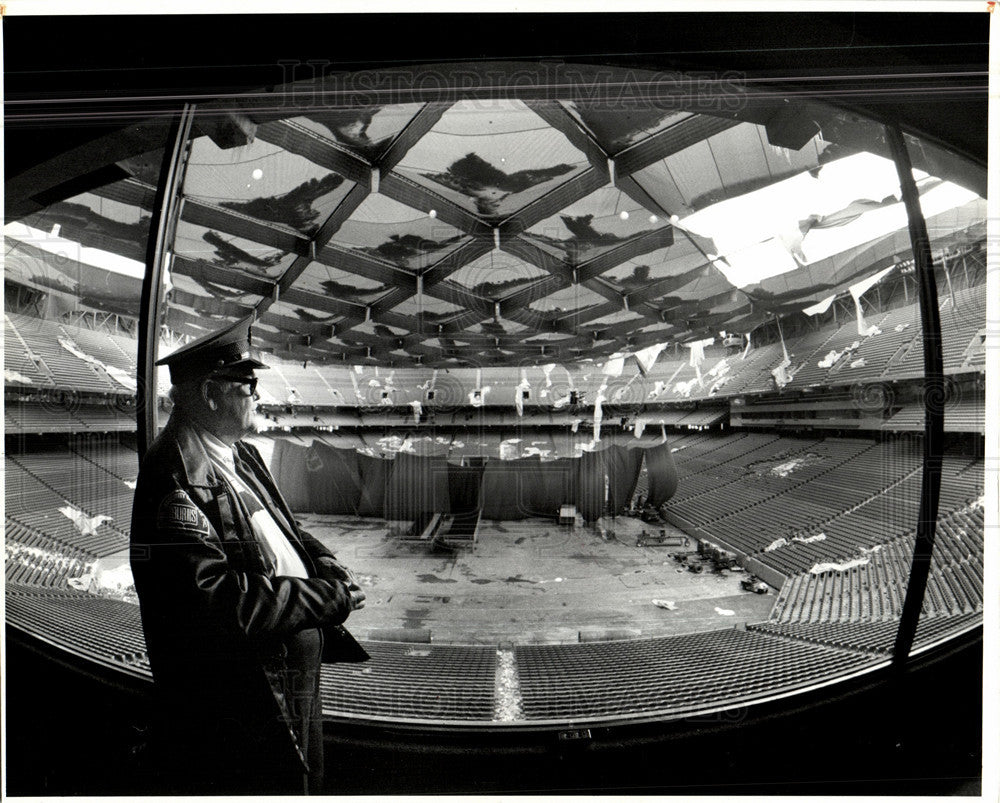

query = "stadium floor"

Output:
[[295, 513, 776, 644]]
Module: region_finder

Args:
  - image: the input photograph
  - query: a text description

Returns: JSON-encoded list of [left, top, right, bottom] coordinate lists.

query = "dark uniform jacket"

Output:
[[130, 416, 367, 793]]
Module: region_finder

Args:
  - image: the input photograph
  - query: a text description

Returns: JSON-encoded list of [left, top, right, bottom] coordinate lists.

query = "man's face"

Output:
[[207, 371, 259, 443]]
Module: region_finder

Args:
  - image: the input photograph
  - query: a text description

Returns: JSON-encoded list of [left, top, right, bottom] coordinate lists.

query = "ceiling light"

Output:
[[619, 210, 629, 220], [252, 168, 263, 180], [649, 215, 658, 223], [428, 209, 437, 218]]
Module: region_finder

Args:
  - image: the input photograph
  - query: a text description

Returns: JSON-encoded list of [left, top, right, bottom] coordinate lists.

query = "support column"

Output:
[[886, 124, 945, 671], [136, 104, 197, 460]]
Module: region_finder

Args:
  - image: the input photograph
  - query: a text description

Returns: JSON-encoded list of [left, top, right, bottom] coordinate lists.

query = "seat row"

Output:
[[770, 498, 985, 626], [749, 611, 982, 655]]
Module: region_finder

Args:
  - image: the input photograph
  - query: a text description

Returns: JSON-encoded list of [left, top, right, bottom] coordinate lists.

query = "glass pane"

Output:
[[5, 124, 174, 620]]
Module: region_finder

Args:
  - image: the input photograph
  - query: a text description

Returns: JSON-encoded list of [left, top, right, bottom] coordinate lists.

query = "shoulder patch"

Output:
[[157, 490, 210, 535]]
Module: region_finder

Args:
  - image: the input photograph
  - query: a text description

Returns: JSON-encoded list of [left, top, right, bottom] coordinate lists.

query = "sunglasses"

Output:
[[213, 375, 259, 396]]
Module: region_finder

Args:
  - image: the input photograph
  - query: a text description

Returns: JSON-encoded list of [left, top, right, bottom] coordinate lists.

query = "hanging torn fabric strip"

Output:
[[850, 265, 895, 335]]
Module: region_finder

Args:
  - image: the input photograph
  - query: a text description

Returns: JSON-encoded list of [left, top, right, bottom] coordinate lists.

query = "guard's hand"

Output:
[[346, 581, 366, 611], [317, 556, 356, 586]]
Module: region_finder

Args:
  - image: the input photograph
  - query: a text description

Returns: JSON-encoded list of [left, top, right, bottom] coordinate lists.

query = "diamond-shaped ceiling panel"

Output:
[[561, 105, 693, 155], [523, 186, 671, 263], [292, 104, 425, 161], [448, 250, 548, 298], [293, 259, 393, 301], [184, 135, 356, 236], [258, 301, 352, 351], [390, 294, 465, 319], [601, 239, 708, 288], [394, 100, 590, 220], [530, 283, 608, 315], [351, 320, 409, 338], [475, 318, 528, 335], [173, 219, 295, 279], [5, 222, 144, 317], [585, 309, 647, 328], [664, 266, 737, 307], [329, 193, 468, 271], [525, 331, 576, 343], [19, 190, 152, 264]]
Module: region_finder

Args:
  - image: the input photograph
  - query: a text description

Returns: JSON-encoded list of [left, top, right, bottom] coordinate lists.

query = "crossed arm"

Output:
[[133, 489, 363, 642]]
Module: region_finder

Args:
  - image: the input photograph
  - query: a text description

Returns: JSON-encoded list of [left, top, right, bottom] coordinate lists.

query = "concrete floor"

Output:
[[306, 513, 777, 645]]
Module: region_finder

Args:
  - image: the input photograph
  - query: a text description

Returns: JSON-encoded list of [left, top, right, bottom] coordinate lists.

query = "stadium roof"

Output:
[[5, 60, 987, 368]]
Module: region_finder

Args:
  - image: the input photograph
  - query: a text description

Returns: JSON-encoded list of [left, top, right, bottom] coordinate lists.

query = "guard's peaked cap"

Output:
[[156, 316, 268, 384]]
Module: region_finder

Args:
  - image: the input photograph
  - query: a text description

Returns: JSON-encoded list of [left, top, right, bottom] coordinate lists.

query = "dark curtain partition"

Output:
[[608, 445, 645, 513], [384, 451, 451, 519], [644, 442, 679, 508], [576, 448, 609, 522], [481, 456, 544, 520], [307, 442, 363, 514], [531, 458, 579, 518], [272, 439, 670, 519], [270, 439, 312, 512], [448, 463, 484, 514], [356, 453, 391, 516]]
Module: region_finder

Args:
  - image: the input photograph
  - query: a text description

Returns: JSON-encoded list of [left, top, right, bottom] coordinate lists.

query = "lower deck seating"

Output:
[[665, 431, 981, 577], [749, 611, 982, 655], [70, 438, 139, 482], [5, 584, 150, 675], [7, 569, 980, 725], [754, 456, 981, 577], [5, 450, 132, 557], [5, 519, 94, 589], [320, 641, 498, 722], [771, 502, 985, 625], [514, 628, 879, 721]]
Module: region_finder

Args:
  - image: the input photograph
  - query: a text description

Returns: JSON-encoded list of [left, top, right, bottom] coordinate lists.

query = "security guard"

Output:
[[130, 317, 367, 795]]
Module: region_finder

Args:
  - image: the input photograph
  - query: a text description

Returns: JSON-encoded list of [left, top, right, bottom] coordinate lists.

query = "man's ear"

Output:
[[201, 379, 218, 411]]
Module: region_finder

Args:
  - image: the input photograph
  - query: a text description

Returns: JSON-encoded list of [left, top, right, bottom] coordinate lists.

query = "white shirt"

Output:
[[199, 429, 310, 579]]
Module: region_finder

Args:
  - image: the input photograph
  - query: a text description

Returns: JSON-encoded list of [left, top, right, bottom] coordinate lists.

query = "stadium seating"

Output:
[[3, 280, 987, 442], [710, 343, 784, 395], [4, 314, 56, 387], [749, 612, 982, 655], [882, 287, 988, 380], [513, 629, 879, 721], [70, 437, 139, 482], [829, 304, 919, 384], [5, 584, 150, 676], [320, 641, 497, 721], [5, 519, 93, 589], [58, 322, 137, 376], [786, 317, 889, 389], [5, 447, 132, 558], [6, 313, 118, 394], [882, 396, 986, 433], [5, 402, 80, 434], [72, 405, 138, 432], [770, 502, 984, 625]]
